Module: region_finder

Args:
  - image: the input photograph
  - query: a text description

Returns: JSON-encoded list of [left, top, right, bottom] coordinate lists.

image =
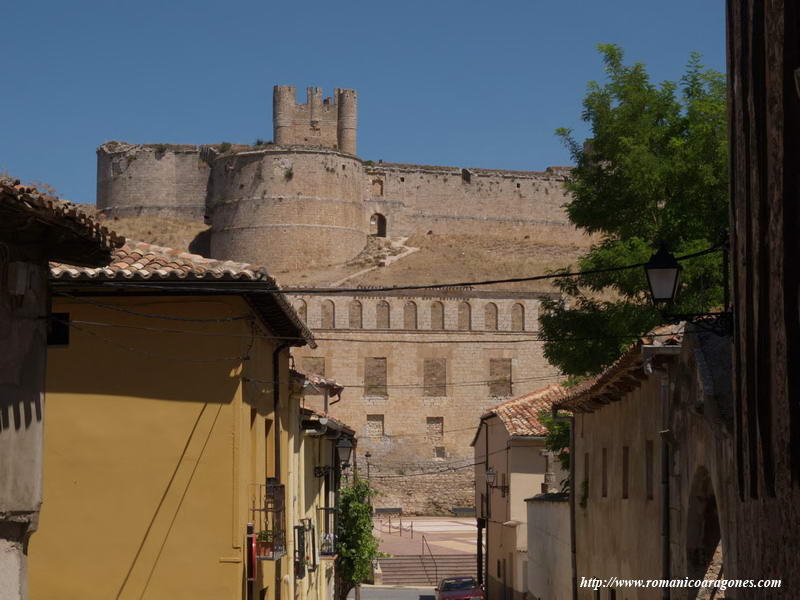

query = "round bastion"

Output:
[[206, 146, 366, 272], [96, 142, 209, 220]]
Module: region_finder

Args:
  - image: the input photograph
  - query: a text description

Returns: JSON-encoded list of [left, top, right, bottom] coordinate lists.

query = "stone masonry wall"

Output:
[[207, 147, 366, 272], [96, 142, 209, 220], [290, 290, 560, 515]]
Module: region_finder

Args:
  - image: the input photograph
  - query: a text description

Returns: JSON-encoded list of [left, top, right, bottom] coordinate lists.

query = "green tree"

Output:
[[538, 408, 571, 473], [335, 477, 381, 600], [541, 44, 728, 376]]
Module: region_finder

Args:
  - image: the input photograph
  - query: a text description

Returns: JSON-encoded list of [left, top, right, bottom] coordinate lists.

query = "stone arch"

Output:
[[458, 301, 472, 331], [321, 299, 335, 329], [686, 466, 723, 594], [404, 301, 418, 330], [370, 213, 387, 238], [484, 302, 498, 331], [349, 300, 363, 329], [376, 300, 391, 329], [511, 303, 525, 330], [295, 299, 307, 324], [430, 301, 445, 330]]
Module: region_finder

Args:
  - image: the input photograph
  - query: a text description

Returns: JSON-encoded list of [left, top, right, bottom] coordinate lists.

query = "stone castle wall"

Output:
[[95, 85, 584, 271], [207, 147, 366, 271], [365, 163, 580, 242], [290, 290, 560, 514], [96, 142, 209, 220]]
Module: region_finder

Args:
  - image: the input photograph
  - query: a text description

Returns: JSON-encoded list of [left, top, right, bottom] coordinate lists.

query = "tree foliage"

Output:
[[335, 477, 380, 600], [542, 44, 728, 376], [538, 408, 571, 474]]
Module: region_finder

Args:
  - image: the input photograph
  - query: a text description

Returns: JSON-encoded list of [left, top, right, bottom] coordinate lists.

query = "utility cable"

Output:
[[51, 243, 723, 297]]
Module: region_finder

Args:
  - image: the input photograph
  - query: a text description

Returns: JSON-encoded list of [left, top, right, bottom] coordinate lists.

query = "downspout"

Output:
[[552, 405, 577, 600], [272, 342, 290, 600]]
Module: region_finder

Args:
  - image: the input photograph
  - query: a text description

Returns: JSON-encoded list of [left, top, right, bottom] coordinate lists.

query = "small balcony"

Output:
[[250, 478, 286, 561]]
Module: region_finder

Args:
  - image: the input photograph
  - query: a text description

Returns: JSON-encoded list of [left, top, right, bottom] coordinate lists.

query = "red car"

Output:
[[435, 576, 485, 600]]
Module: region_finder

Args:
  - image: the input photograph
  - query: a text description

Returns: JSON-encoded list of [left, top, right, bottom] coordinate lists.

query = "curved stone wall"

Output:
[[96, 142, 209, 220], [207, 147, 366, 272]]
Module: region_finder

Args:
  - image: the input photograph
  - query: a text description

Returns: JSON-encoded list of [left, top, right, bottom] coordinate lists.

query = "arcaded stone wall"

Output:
[[96, 142, 209, 220], [364, 163, 580, 242], [207, 147, 366, 272], [290, 290, 560, 515]]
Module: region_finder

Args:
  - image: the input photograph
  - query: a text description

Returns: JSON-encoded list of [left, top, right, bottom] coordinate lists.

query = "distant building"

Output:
[[472, 384, 567, 600]]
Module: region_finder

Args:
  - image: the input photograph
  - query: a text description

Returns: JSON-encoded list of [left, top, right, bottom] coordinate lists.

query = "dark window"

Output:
[[622, 446, 630, 499], [430, 301, 445, 330], [364, 357, 388, 397], [349, 300, 362, 329], [423, 359, 447, 396], [489, 358, 512, 397], [376, 301, 390, 329], [602, 448, 608, 498], [646, 440, 654, 500], [321, 300, 335, 329], [434, 446, 446, 459]]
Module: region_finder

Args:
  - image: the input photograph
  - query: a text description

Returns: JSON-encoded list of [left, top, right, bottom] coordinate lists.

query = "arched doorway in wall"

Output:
[[686, 466, 724, 596], [370, 213, 387, 237]]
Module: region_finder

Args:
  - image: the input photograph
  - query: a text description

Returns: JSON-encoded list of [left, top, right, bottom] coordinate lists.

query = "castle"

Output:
[[96, 85, 583, 513]]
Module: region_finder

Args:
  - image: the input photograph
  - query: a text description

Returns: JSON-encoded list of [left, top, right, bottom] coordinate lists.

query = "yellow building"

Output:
[[29, 242, 317, 600], [287, 371, 356, 600]]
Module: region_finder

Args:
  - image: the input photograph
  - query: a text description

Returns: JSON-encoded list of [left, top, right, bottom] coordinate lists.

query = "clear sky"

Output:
[[2, 1, 725, 204]]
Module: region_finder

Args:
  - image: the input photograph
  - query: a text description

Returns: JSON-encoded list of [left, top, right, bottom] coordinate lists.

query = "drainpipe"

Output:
[[272, 342, 290, 600], [552, 405, 577, 600]]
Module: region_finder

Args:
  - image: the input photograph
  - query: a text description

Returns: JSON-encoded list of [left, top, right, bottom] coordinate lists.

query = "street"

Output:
[[347, 586, 435, 600]]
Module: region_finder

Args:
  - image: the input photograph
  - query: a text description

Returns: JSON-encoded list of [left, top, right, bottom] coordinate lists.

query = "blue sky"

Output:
[[2, 1, 725, 204]]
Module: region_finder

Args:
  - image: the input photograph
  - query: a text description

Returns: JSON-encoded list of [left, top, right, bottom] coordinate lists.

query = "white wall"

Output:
[[526, 495, 571, 600]]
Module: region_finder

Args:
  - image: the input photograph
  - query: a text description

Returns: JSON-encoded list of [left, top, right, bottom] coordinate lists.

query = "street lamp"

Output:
[[336, 437, 353, 469], [644, 244, 682, 306], [642, 242, 732, 336], [485, 467, 497, 486]]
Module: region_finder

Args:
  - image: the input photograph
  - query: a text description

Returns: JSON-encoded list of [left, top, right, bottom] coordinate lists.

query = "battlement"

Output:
[[273, 85, 358, 154]]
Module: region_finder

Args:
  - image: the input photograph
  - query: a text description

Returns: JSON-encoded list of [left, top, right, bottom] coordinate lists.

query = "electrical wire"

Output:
[[51, 243, 723, 297]]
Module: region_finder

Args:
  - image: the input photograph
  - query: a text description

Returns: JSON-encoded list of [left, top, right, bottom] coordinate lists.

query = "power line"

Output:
[[51, 243, 722, 297]]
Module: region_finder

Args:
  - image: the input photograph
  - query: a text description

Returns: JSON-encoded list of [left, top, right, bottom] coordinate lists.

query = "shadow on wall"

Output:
[[188, 229, 212, 257]]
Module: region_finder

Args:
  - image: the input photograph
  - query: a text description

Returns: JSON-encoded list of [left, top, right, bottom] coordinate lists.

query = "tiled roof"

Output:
[[290, 369, 344, 398], [482, 384, 568, 437], [50, 240, 314, 347], [555, 323, 684, 413], [51, 241, 272, 282], [0, 177, 123, 265]]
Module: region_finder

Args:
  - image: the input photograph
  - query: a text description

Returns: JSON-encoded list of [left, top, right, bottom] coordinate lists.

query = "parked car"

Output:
[[435, 576, 485, 600]]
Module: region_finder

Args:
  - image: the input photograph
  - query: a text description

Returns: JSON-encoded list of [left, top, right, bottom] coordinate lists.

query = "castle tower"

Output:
[[336, 88, 358, 155], [272, 85, 358, 153]]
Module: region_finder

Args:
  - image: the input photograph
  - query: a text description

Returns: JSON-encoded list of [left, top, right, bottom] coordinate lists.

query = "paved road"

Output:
[[347, 586, 435, 600]]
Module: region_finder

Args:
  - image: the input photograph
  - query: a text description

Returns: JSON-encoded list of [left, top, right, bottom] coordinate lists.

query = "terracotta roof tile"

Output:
[[50, 241, 272, 282], [482, 384, 568, 437], [555, 322, 685, 413], [0, 177, 123, 265]]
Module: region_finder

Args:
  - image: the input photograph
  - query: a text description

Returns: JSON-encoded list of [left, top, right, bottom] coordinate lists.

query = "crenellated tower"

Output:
[[272, 86, 358, 154]]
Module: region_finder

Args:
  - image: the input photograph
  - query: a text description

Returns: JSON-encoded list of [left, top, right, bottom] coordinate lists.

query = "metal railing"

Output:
[[421, 535, 438, 586]]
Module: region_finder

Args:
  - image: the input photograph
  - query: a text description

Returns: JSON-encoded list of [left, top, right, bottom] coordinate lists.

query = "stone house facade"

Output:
[[472, 384, 567, 600]]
